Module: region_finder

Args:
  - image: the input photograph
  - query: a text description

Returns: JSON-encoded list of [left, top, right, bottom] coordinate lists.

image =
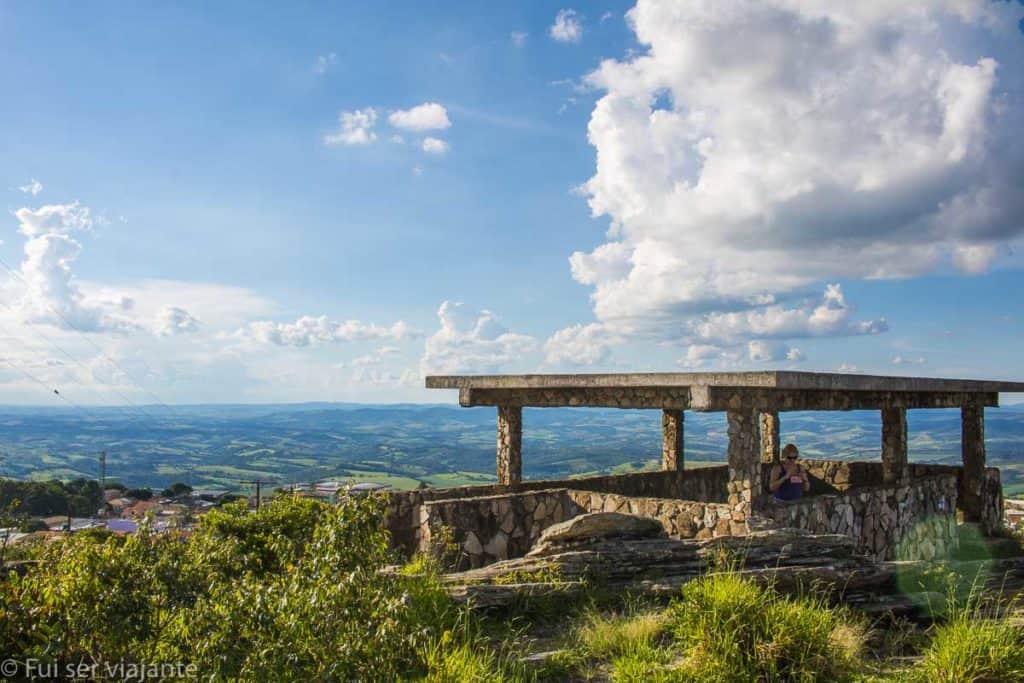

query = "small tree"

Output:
[[161, 482, 193, 498]]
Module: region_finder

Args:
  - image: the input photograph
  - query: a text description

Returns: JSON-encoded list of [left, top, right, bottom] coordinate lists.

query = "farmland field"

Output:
[[0, 402, 1022, 496]]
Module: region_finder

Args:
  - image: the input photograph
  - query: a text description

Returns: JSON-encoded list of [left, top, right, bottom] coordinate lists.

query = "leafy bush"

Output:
[[0, 494, 465, 681], [18, 517, 49, 532], [0, 477, 103, 516], [667, 573, 866, 682], [160, 481, 192, 498]]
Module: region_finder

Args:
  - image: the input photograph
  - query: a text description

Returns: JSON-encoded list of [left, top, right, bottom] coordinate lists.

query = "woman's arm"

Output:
[[799, 466, 810, 489], [769, 465, 784, 492]]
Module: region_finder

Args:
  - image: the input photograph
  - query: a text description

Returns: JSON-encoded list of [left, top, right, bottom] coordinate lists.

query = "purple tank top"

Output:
[[774, 471, 804, 501]]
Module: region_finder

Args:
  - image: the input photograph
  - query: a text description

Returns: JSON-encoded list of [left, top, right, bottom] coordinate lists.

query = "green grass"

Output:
[[343, 470, 423, 490], [424, 471, 497, 487], [578, 609, 669, 659], [906, 587, 1024, 683], [667, 573, 866, 682], [577, 609, 674, 682]]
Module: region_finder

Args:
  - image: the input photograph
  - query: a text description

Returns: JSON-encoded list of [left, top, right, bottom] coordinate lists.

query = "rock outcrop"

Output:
[[525, 512, 665, 556], [440, 514, 1024, 615]]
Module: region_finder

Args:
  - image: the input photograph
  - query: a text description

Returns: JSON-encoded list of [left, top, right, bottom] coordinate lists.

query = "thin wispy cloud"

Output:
[[17, 179, 43, 196], [312, 52, 337, 75]]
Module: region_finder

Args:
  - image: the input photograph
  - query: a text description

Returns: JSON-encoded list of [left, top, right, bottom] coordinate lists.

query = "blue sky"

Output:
[[1, 1, 1023, 406]]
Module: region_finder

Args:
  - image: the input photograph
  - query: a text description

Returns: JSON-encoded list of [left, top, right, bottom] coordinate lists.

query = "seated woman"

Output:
[[769, 443, 809, 503]]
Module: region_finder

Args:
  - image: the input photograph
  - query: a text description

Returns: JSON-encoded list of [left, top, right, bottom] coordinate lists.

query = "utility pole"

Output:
[[99, 451, 106, 491], [238, 479, 267, 511]]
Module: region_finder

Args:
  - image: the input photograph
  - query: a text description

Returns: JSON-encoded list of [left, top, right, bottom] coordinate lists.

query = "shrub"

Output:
[[160, 482, 192, 498], [18, 518, 48, 532], [124, 487, 153, 500], [0, 494, 467, 681], [667, 573, 865, 683]]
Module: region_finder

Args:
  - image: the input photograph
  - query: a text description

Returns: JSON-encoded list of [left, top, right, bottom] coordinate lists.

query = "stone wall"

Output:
[[537, 466, 728, 502], [386, 460, 1000, 557], [768, 474, 958, 561], [762, 459, 883, 495], [566, 490, 741, 540], [419, 489, 581, 569], [384, 465, 729, 554], [415, 487, 740, 569], [770, 460, 1002, 530]]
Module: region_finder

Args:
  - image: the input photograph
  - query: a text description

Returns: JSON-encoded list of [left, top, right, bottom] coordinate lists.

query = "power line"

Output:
[[0, 355, 96, 418], [0, 255, 179, 414], [0, 311, 157, 421]]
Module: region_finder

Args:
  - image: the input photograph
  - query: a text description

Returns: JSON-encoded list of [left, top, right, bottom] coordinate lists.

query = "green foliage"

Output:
[[907, 587, 1024, 683], [667, 573, 866, 683], [418, 627, 529, 683], [578, 609, 669, 660], [908, 615, 1024, 683], [581, 610, 673, 683], [124, 487, 153, 500], [0, 494, 465, 681], [160, 481, 192, 498], [0, 477, 103, 516], [17, 518, 49, 532]]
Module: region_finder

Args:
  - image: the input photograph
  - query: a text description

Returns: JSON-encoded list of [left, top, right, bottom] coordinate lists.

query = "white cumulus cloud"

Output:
[[154, 306, 200, 336], [421, 137, 449, 154], [690, 285, 886, 346], [12, 202, 136, 333], [747, 340, 803, 363], [421, 301, 536, 374], [567, 0, 1024, 351], [543, 323, 622, 367], [341, 345, 401, 368], [511, 31, 528, 48], [388, 102, 451, 131], [324, 108, 378, 145], [550, 9, 583, 43], [235, 316, 419, 347]]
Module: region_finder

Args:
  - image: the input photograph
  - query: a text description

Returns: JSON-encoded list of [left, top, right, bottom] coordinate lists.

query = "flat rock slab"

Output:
[[528, 512, 665, 556]]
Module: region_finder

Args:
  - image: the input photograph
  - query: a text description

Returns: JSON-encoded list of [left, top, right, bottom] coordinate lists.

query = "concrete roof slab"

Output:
[[425, 371, 1024, 394]]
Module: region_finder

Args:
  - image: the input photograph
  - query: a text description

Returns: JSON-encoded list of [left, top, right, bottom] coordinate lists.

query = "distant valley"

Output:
[[1, 402, 1023, 497]]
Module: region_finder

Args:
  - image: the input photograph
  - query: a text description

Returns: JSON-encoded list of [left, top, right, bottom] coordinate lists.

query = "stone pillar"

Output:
[[759, 411, 780, 464], [881, 407, 908, 485], [961, 402, 986, 525], [496, 405, 522, 486], [662, 409, 684, 471], [727, 409, 761, 521]]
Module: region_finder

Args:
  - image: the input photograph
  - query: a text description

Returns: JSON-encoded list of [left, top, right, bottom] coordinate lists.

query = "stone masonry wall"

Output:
[[419, 489, 582, 569], [416, 487, 739, 569], [384, 466, 729, 554], [768, 474, 958, 561], [565, 490, 741, 540], [387, 458, 995, 561], [762, 459, 883, 496]]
